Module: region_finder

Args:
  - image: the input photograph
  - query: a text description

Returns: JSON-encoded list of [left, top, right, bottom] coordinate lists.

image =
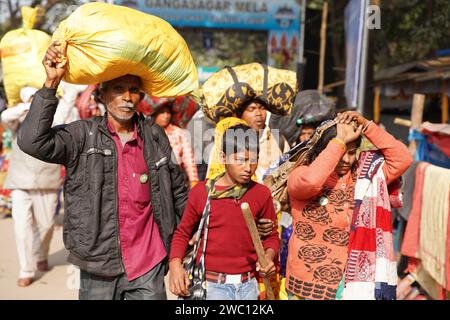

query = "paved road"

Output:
[[0, 217, 176, 300]]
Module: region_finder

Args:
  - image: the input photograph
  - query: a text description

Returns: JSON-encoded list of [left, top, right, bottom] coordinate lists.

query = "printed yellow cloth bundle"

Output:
[[201, 63, 297, 123]]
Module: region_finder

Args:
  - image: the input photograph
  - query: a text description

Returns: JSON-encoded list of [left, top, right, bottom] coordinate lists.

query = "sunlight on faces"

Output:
[[221, 150, 258, 185], [100, 75, 142, 123], [298, 125, 316, 143], [335, 141, 358, 176], [221, 127, 259, 184], [154, 106, 172, 128], [240, 101, 267, 131]]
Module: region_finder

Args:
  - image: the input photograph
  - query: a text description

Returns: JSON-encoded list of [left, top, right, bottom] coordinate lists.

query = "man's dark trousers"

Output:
[[79, 260, 167, 300]]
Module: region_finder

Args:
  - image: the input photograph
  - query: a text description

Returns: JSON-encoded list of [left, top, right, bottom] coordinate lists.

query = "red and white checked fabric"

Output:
[[342, 150, 398, 300]]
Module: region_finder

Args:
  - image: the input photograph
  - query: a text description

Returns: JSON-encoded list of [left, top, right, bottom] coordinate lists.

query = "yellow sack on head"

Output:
[[52, 2, 198, 98], [201, 63, 297, 123], [0, 7, 50, 107]]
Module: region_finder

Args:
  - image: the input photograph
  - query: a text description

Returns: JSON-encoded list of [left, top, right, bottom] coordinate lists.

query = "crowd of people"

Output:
[[0, 36, 414, 300]]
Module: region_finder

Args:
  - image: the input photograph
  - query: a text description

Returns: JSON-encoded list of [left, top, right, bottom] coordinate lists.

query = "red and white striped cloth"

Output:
[[165, 124, 199, 183], [342, 150, 398, 300]]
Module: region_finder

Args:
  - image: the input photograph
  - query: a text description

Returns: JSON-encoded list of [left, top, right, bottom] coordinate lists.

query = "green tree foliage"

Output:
[[374, 0, 450, 68], [303, 0, 450, 70], [1, 0, 449, 70]]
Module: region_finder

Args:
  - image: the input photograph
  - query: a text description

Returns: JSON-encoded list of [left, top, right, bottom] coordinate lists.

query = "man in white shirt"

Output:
[[1, 87, 66, 287]]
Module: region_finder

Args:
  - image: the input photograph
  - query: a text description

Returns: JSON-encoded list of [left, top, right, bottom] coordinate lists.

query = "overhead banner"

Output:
[[115, 0, 302, 73], [116, 0, 300, 31]]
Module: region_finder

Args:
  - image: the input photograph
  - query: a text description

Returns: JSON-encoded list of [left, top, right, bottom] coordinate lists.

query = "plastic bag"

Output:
[[262, 120, 337, 211], [52, 2, 198, 98], [0, 7, 51, 107], [201, 63, 297, 123], [269, 90, 335, 146]]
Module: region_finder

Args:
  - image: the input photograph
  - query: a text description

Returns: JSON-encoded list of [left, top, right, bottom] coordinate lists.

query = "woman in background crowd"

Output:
[[150, 97, 199, 187]]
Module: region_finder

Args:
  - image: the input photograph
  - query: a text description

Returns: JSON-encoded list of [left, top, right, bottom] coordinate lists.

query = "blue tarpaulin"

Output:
[[410, 130, 450, 169]]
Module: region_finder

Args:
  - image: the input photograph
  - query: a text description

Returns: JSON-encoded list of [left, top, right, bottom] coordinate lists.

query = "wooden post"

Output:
[[442, 80, 449, 124], [318, 1, 328, 93], [240, 203, 275, 300], [409, 94, 426, 155], [374, 86, 381, 123], [394, 118, 412, 127]]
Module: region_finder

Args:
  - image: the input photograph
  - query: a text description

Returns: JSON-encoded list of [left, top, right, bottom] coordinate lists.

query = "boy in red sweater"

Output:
[[169, 124, 279, 300]]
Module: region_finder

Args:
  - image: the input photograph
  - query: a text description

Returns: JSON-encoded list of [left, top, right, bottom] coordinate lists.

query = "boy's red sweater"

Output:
[[170, 181, 280, 274]]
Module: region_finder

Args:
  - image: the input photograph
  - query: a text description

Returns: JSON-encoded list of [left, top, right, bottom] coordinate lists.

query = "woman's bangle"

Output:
[[331, 138, 347, 151], [362, 120, 374, 132]]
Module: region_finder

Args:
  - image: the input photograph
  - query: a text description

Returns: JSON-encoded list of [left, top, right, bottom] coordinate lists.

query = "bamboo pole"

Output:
[[394, 118, 412, 127], [374, 86, 381, 123], [442, 80, 449, 124], [240, 203, 275, 300], [408, 94, 426, 155], [318, 1, 328, 93]]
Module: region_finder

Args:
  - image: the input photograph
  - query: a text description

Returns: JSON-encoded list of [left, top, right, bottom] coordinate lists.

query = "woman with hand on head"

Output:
[[285, 111, 412, 300]]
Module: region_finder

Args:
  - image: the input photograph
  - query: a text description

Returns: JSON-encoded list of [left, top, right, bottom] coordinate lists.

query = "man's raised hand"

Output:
[[43, 41, 67, 89]]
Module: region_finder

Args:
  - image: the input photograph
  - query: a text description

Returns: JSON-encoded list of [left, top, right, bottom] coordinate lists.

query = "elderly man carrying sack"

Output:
[[18, 41, 188, 300]]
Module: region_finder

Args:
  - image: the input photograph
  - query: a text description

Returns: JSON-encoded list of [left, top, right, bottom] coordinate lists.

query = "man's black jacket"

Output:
[[18, 88, 188, 277]]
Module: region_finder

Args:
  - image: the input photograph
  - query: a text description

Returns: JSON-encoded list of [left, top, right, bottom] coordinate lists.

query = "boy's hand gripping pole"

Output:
[[240, 202, 275, 300]]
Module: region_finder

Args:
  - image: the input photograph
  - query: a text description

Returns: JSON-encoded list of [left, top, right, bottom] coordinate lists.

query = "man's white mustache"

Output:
[[118, 103, 135, 109]]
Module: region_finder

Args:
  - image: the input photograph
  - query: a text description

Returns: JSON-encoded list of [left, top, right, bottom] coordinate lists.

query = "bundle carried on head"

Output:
[[263, 120, 336, 211], [51, 2, 198, 97], [0, 7, 51, 107], [200, 63, 297, 123], [270, 90, 336, 146]]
